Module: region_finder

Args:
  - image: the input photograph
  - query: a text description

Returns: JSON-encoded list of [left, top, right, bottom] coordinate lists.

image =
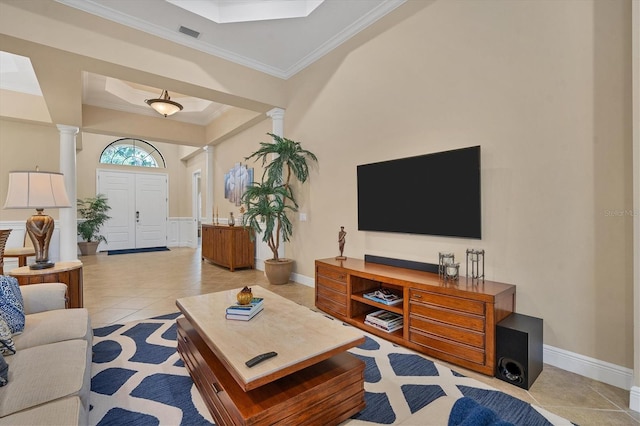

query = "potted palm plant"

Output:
[[77, 194, 111, 256], [241, 133, 318, 284]]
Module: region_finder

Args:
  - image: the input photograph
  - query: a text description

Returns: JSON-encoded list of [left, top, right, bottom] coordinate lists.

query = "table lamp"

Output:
[[3, 170, 71, 269]]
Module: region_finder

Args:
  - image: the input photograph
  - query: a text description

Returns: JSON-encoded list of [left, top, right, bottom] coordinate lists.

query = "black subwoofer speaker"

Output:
[[495, 313, 543, 390]]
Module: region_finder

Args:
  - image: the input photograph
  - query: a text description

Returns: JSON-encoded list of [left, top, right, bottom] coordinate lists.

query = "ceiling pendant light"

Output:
[[145, 90, 183, 117]]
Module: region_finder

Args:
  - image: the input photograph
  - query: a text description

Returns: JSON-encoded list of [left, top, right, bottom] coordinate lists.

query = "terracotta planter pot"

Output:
[[78, 241, 99, 256], [264, 258, 293, 285]]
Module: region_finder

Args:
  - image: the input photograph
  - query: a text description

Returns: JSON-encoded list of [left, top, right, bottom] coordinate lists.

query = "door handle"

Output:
[[136, 211, 140, 223]]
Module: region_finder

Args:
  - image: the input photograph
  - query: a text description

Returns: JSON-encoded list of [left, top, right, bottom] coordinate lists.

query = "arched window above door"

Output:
[[99, 138, 166, 168]]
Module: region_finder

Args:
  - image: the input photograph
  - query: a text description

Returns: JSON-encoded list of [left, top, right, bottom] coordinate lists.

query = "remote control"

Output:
[[245, 351, 277, 367]]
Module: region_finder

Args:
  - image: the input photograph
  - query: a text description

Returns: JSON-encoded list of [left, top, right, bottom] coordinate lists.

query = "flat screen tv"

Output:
[[357, 145, 481, 239]]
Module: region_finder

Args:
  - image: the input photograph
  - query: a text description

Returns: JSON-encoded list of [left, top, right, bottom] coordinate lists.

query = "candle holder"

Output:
[[438, 252, 455, 279], [466, 248, 485, 281], [444, 262, 460, 281]]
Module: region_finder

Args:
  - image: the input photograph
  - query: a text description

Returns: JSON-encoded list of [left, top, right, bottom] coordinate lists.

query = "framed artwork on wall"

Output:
[[225, 163, 253, 206]]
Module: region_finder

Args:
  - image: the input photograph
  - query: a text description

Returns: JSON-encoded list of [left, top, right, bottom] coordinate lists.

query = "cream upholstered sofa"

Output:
[[0, 283, 92, 425]]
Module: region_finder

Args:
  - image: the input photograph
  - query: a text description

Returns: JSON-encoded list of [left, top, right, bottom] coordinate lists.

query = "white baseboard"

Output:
[[291, 271, 314, 287], [168, 217, 197, 248], [630, 386, 640, 413], [252, 262, 314, 287], [543, 344, 633, 391]]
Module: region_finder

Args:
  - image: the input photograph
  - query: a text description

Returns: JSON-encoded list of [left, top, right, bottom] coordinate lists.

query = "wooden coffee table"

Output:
[[176, 287, 366, 426]]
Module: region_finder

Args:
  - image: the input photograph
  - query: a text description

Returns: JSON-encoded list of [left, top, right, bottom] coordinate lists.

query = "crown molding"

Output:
[[284, 0, 406, 77], [56, 0, 406, 80]]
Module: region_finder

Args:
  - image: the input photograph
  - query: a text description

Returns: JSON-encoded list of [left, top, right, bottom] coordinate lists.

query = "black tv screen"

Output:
[[357, 146, 481, 239]]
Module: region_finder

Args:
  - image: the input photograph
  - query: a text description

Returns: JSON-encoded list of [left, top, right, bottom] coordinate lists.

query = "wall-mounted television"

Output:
[[357, 145, 481, 239]]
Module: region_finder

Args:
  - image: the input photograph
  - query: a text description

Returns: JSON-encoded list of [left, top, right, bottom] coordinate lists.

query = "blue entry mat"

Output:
[[107, 247, 170, 255]]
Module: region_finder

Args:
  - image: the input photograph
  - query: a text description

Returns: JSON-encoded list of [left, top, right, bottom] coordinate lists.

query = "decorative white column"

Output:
[[267, 107, 285, 138], [205, 146, 214, 223], [57, 125, 79, 262]]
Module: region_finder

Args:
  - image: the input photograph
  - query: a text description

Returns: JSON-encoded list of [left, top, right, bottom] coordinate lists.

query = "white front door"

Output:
[[98, 170, 168, 251], [98, 171, 136, 251], [135, 173, 167, 248]]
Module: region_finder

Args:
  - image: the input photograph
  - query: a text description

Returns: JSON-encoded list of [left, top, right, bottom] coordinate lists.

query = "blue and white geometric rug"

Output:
[[89, 313, 572, 425]]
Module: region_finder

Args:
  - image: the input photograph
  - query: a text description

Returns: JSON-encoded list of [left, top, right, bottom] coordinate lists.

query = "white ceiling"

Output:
[[56, 0, 406, 79], [1, 0, 406, 125], [81, 73, 230, 125]]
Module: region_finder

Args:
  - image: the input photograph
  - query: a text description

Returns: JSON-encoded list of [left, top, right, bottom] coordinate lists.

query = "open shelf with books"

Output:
[[364, 309, 403, 333], [351, 312, 405, 341], [348, 275, 405, 340], [351, 293, 403, 315], [350, 275, 404, 314]]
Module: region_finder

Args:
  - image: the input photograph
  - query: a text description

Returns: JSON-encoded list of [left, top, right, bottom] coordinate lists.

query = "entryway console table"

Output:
[[9, 260, 83, 308], [201, 224, 255, 272], [315, 257, 516, 375]]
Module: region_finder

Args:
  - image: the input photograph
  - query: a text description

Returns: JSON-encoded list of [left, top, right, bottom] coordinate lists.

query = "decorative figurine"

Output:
[[336, 226, 347, 260], [236, 286, 253, 305]]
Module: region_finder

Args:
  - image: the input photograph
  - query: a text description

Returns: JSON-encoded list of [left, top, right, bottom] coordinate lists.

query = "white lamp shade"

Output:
[[148, 100, 182, 116], [145, 90, 183, 117], [3, 171, 71, 209]]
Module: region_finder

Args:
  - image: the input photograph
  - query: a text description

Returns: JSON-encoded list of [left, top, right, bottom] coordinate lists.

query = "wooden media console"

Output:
[[315, 257, 516, 375]]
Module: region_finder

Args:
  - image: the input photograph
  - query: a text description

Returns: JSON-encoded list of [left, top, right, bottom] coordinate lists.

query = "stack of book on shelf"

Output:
[[225, 297, 264, 321], [364, 309, 403, 333], [363, 288, 403, 306]]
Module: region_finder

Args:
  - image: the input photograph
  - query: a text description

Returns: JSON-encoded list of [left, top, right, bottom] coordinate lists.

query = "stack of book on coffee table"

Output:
[[225, 297, 264, 321], [364, 309, 403, 333]]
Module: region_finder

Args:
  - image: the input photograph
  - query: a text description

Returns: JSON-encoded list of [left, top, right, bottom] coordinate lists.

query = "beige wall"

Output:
[[0, 125, 191, 219], [184, 153, 206, 222], [77, 133, 190, 217], [0, 119, 61, 220], [210, 1, 633, 369], [0, 0, 633, 372], [0, 124, 196, 219], [182, 119, 271, 229], [211, 119, 271, 221]]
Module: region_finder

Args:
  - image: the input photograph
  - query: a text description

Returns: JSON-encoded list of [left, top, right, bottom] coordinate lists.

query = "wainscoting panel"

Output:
[[168, 217, 196, 248]]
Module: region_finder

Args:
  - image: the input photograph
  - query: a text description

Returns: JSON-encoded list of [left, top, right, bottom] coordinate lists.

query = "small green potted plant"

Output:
[[77, 194, 111, 256], [241, 133, 318, 284]]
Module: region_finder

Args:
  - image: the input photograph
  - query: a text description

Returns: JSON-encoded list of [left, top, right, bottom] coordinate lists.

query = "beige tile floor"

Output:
[[81, 247, 639, 426]]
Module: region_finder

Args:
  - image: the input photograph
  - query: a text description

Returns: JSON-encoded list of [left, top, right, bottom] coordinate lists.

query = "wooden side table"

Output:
[[9, 261, 83, 308]]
